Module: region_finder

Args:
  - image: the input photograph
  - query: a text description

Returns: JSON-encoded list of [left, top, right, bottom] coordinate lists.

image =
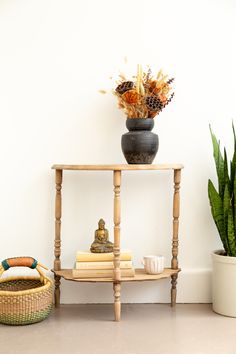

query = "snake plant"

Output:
[[208, 124, 236, 256]]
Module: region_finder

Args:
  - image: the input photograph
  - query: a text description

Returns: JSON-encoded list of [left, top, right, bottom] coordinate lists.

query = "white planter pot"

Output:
[[212, 250, 236, 317]]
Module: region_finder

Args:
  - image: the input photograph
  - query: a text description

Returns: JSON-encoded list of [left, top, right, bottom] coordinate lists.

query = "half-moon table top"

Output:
[[52, 164, 184, 171]]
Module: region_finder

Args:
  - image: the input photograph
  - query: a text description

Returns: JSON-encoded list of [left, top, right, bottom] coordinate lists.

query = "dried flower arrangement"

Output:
[[114, 65, 174, 119]]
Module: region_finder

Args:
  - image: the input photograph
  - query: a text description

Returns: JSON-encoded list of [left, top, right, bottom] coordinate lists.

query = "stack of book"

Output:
[[72, 250, 135, 278]]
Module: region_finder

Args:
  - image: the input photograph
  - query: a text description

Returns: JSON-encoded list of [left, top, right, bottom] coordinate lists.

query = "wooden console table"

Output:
[[52, 164, 183, 321]]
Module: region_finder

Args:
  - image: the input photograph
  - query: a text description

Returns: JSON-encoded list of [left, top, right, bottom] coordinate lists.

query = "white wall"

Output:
[[0, 0, 235, 303]]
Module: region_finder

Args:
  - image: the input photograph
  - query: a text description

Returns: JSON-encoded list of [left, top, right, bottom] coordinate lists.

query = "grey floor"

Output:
[[0, 304, 235, 354]]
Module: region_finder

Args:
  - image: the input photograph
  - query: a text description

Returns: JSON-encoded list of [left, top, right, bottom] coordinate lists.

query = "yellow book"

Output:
[[72, 268, 135, 279], [76, 250, 132, 262], [75, 260, 133, 270]]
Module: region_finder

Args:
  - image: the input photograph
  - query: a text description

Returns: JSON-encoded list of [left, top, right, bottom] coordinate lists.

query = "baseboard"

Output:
[[60, 268, 212, 304]]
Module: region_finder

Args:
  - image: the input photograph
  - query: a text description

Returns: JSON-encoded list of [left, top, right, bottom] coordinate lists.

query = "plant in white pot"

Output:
[[208, 124, 236, 316]]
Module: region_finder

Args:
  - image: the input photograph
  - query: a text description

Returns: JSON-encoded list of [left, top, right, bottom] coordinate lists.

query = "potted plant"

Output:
[[113, 65, 174, 164], [208, 124, 236, 316]]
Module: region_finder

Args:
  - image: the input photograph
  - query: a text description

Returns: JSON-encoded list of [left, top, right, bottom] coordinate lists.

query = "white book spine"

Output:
[[75, 260, 132, 270]]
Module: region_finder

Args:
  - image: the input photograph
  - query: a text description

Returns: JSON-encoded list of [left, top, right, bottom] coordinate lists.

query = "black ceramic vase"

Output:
[[121, 118, 159, 164]]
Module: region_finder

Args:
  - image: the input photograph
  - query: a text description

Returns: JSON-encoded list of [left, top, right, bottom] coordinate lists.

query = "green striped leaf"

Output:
[[234, 173, 236, 235], [228, 206, 236, 256], [232, 121, 236, 163], [230, 161, 235, 195], [210, 126, 225, 198], [208, 179, 229, 254], [223, 184, 231, 255], [230, 122, 236, 193], [224, 148, 229, 191]]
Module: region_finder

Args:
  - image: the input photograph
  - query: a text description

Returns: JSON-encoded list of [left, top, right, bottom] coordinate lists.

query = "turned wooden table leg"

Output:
[[113, 282, 121, 321], [171, 169, 181, 307], [113, 170, 121, 321], [54, 169, 62, 307]]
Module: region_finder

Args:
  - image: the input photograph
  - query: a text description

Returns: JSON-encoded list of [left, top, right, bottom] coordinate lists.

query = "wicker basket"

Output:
[[0, 257, 53, 325]]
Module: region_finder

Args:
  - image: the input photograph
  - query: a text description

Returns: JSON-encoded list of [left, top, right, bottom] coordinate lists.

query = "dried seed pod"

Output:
[[122, 89, 140, 104], [116, 81, 134, 94], [145, 96, 163, 111]]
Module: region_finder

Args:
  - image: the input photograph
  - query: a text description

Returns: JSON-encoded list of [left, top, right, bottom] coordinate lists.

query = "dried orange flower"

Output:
[[122, 90, 140, 104], [159, 94, 168, 104], [112, 65, 174, 119], [148, 111, 156, 118], [149, 81, 158, 90]]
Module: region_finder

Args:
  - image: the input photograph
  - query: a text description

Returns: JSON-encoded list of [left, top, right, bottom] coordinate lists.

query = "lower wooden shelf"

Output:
[[52, 268, 180, 283]]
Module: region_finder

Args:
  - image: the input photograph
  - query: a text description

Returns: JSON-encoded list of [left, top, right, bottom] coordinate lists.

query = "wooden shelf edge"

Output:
[[51, 164, 184, 171], [52, 268, 181, 283]]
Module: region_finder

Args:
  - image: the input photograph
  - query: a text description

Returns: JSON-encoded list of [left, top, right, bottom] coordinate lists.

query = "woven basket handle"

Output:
[[2, 257, 38, 270], [0, 257, 48, 282]]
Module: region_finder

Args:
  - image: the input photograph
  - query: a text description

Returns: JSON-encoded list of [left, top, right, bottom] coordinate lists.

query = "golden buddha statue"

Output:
[[90, 219, 114, 253]]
